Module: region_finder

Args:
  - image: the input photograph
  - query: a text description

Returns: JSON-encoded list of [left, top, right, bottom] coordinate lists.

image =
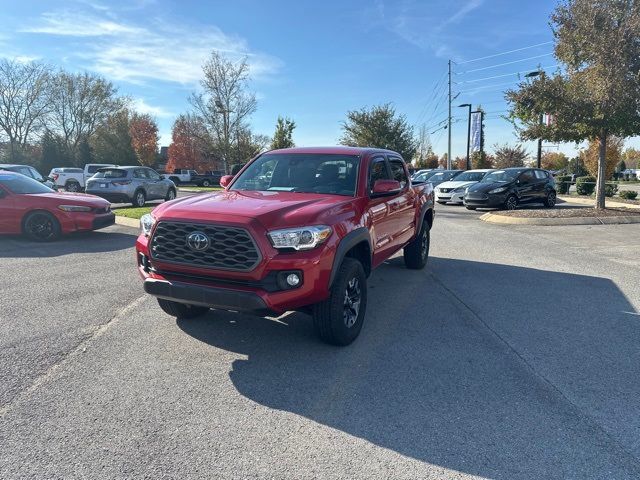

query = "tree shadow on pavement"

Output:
[[177, 256, 640, 479], [0, 228, 137, 258]]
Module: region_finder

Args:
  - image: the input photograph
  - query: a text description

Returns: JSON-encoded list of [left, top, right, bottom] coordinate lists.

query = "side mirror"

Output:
[[220, 175, 234, 188], [372, 179, 401, 196]]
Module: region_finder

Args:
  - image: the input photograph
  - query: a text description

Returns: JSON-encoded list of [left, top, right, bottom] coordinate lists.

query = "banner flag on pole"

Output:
[[471, 112, 482, 152]]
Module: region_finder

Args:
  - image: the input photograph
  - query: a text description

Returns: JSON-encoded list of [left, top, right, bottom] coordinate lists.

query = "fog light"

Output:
[[286, 273, 301, 287]]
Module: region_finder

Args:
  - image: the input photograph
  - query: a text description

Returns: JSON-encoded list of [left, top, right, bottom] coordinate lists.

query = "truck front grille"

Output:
[[150, 221, 261, 271]]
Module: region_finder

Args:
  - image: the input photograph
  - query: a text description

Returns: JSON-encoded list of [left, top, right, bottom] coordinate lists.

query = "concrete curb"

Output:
[[114, 216, 140, 228], [480, 212, 640, 226], [558, 195, 640, 210]]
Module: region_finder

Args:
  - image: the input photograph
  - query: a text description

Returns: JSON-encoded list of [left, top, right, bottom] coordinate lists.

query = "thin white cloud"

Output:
[[371, 0, 485, 58], [21, 9, 282, 85], [131, 98, 173, 118]]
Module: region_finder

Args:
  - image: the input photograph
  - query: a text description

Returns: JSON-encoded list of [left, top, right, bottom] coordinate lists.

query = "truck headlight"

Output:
[[58, 205, 92, 212], [489, 186, 508, 194], [268, 225, 332, 250], [140, 213, 156, 236]]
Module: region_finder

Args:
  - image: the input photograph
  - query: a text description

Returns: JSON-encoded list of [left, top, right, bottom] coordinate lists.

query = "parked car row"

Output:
[[165, 169, 223, 187], [414, 167, 557, 210]]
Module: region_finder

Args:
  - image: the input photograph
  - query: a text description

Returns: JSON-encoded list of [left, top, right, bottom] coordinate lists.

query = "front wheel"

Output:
[[403, 220, 430, 270], [165, 188, 176, 201], [543, 190, 556, 208], [504, 195, 518, 211], [157, 299, 209, 319], [312, 258, 367, 346], [23, 211, 61, 242], [133, 190, 146, 207], [201, 179, 211, 187], [465, 206, 477, 210]]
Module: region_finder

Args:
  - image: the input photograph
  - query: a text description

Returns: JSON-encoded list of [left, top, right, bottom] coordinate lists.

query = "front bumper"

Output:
[[436, 191, 464, 203], [136, 227, 336, 314], [144, 278, 271, 314], [463, 192, 507, 208]]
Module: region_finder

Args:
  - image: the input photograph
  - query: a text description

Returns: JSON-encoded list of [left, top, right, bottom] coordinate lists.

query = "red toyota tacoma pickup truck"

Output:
[[136, 147, 434, 345]]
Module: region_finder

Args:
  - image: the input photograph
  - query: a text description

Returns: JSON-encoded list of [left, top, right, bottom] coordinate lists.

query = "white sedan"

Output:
[[435, 169, 494, 204]]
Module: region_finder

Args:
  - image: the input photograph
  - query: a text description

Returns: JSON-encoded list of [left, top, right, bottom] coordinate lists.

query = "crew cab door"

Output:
[[386, 156, 416, 246]]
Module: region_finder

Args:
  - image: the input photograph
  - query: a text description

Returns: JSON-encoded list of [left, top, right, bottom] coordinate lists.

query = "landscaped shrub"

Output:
[[604, 183, 618, 197], [619, 190, 638, 200], [576, 176, 596, 195], [555, 175, 571, 194]]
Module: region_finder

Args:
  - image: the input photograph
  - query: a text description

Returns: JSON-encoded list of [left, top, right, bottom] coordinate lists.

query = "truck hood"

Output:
[[153, 190, 357, 228]]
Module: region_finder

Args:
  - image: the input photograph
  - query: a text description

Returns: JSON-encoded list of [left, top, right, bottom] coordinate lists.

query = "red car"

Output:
[[0, 170, 115, 241], [136, 147, 435, 345]]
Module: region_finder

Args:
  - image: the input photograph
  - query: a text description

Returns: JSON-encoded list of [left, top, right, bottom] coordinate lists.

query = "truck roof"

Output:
[[266, 146, 402, 156]]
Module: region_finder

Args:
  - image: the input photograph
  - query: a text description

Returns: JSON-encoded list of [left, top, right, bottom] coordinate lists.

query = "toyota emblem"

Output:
[[186, 231, 210, 252]]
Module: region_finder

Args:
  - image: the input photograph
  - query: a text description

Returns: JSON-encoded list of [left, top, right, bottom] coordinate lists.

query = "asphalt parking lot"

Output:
[[1, 204, 640, 479]]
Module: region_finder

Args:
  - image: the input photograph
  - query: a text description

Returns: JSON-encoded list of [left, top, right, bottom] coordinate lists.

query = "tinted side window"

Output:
[[146, 169, 161, 180], [388, 159, 408, 188], [369, 158, 391, 192], [16, 167, 33, 177], [535, 170, 548, 180], [134, 169, 149, 179], [519, 170, 535, 183], [29, 168, 44, 181]]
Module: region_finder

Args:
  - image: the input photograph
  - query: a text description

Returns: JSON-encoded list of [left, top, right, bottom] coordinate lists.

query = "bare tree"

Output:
[[48, 71, 124, 164], [0, 59, 51, 160], [190, 51, 257, 173]]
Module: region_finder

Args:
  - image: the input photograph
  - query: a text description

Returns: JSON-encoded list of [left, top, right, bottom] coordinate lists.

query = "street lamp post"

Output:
[[525, 70, 544, 168], [458, 104, 472, 170]]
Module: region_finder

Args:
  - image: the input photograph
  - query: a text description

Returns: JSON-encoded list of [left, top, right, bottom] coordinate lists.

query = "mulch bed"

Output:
[[498, 207, 640, 218]]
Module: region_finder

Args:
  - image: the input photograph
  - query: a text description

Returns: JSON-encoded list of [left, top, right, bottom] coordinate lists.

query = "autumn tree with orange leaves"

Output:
[[167, 114, 213, 172], [129, 113, 159, 166]]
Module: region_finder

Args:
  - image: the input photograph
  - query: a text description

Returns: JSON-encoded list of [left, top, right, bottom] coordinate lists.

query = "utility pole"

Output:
[[447, 59, 452, 170]]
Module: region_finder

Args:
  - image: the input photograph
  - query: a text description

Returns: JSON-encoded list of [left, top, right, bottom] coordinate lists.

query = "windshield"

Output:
[[231, 154, 360, 196], [481, 170, 519, 183], [93, 169, 127, 179], [454, 171, 488, 182], [0, 173, 54, 194], [413, 170, 439, 182], [429, 171, 459, 182]]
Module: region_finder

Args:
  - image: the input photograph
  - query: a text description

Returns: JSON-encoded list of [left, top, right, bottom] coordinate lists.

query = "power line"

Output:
[[456, 53, 554, 75], [458, 64, 559, 84], [416, 71, 448, 122], [457, 41, 553, 65]]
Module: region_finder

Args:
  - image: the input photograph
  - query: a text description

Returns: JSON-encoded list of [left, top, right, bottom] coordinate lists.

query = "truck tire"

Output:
[[169, 176, 180, 185], [312, 258, 367, 346], [403, 219, 430, 270], [201, 179, 211, 187], [23, 211, 61, 242], [157, 299, 209, 319], [65, 181, 81, 192]]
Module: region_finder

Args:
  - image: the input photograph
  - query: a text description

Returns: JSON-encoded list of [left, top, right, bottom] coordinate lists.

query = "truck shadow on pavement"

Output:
[[0, 228, 136, 258], [177, 256, 640, 479]]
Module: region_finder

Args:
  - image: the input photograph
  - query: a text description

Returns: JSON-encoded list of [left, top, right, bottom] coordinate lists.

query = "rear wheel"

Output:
[[169, 176, 180, 185], [504, 195, 518, 210], [23, 211, 61, 242], [65, 181, 81, 192], [157, 299, 209, 319], [312, 258, 367, 346], [165, 188, 176, 201], [543, 190, 556, 208], [465, 206, 477, 210], [201, 179, 211, 187], [403, 219, 430, 270], [133, 190, 146, 207]]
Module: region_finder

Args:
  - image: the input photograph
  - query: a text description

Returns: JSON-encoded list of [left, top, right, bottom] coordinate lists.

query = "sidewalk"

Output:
[[559, 195, 640, 210]]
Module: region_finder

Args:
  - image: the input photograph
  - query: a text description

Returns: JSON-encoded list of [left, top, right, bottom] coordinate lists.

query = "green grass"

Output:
[[113, 206, 154, 219], [177, 186, 223, 192]]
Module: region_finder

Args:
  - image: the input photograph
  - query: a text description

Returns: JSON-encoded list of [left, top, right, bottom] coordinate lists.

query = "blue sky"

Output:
[[2, 0, 626, 159]]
